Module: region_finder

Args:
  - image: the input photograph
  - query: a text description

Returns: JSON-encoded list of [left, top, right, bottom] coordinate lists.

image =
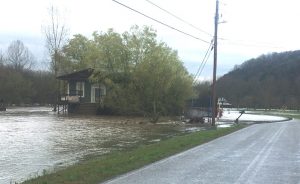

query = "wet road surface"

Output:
[[103, 120, 300, 184]]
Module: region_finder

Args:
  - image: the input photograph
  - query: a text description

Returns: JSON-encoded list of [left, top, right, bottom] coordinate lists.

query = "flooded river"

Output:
[[0, 107, 208, 183]]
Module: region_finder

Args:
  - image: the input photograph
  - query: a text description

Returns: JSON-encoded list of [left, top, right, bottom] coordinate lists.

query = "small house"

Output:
[[57, 68, 106, 114]]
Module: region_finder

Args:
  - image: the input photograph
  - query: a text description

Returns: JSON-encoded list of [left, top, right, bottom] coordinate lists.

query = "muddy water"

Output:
[[0, 107, 208, 183]]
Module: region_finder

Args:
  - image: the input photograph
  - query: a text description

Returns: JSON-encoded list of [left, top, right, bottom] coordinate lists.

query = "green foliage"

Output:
[[217, 51, 300, 109], [0, 65, 56, 105], [192, 81, 212, 107], [133, 43, 192, 118], [60, 34, 91, 73], [61, 26, 193, 119]]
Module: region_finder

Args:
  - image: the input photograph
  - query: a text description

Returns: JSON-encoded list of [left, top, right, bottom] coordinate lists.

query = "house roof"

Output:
[[57, 68, 94, 80]]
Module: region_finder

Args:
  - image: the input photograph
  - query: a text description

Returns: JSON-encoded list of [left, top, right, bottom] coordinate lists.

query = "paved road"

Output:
[[103, 120, 300, 184]]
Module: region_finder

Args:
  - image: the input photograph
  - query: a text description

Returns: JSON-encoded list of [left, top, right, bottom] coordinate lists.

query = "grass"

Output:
[[22, 124, 245, 184]]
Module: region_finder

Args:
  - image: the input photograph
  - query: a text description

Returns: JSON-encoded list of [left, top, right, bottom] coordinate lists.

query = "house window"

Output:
[[76, 82, 85, 97]]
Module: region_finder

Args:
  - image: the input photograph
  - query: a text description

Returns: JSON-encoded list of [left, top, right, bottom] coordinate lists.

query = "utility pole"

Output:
[[212, 0, 219, 126]]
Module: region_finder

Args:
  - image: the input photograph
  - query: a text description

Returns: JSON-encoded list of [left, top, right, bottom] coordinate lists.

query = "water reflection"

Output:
[[0, 107, 209, 183]]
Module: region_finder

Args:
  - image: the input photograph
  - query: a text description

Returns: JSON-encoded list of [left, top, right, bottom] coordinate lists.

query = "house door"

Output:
[[91, 85, 100, 103]]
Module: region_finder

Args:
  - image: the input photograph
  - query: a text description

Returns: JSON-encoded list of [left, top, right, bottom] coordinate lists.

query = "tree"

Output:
[[193, 81, 212, 107], [123, 25, 157, 67], [61, 26, 193, 119], [90, 29, 137, 114], [133, 43, 193, 121], [0, 41, 57, 105], [0, 50, 4, 66], [61, 34, 90, 72], [6, 40, 34, 71], [43, 5, 69, 111], [43, 5, 69, 76]]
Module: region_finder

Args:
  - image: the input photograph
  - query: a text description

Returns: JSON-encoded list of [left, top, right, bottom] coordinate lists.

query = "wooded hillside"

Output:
[[217, 50, 300, 109]]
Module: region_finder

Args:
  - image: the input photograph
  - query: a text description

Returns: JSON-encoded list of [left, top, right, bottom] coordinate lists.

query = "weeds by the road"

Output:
[[22, 124, 245, 184]]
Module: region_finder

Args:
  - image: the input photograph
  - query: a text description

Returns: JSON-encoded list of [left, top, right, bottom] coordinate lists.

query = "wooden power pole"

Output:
[[212, 0, 219, 126]]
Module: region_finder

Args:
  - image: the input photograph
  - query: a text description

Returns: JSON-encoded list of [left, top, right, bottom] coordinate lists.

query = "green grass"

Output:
[[22, 125, 245, 184]]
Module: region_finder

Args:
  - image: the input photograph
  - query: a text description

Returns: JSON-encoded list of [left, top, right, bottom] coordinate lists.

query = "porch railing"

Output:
[[59, 90, 83, 103]]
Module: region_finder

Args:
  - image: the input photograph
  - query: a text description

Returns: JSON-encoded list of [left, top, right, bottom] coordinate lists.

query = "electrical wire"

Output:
[[144, 0, 213, 37], [194, 47, 213, 83], [112, 0, 210, 44], [198, 46, 213, 80], [193, 42, 212, 80], [193, 40, 213, 83]]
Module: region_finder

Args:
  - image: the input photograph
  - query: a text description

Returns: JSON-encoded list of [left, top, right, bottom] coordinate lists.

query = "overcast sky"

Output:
[[0, 0, 299, 80]]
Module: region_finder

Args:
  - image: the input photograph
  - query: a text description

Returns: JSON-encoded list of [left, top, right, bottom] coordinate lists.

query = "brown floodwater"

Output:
[[0, 107, 210, 183]]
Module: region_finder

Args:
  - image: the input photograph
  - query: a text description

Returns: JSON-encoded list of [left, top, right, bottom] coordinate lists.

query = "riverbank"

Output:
[[22, 124, 245, 184]]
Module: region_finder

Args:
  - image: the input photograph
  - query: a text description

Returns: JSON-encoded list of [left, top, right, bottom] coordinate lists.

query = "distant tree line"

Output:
[[188, 81, 212, 108], [217, 51, 300, 110], [0, 40, 56, 105]]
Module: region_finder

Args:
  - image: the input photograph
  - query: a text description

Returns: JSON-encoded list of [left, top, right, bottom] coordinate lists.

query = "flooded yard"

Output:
[[0, 107, 208, 184]]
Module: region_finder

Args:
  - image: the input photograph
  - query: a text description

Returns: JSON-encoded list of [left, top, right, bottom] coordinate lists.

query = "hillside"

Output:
[[217, 50, 300, 109]]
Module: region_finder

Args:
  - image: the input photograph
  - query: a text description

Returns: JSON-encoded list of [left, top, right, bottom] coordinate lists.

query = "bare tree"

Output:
[[0, 50, 4, 66], [42, 5, 69, 111], [6, 40, 34, 71], [43, 5, 69, 76]]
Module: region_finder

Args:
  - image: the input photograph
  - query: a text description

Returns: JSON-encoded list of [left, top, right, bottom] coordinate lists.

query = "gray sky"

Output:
[[0, 0, 299, 80]]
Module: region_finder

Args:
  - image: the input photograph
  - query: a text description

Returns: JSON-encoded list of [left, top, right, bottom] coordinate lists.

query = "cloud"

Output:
[[1, 0, 299, 76]]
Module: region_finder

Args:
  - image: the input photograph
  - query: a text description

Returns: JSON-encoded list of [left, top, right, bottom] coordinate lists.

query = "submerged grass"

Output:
[[22, 124, 245, 184]]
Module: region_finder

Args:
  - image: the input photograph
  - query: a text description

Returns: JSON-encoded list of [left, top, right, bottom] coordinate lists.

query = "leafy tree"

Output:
[[61, 34, 90, 72], [61, 26, 193, 120], [133, 43, 192, 120], [123, 25, 157, 67]]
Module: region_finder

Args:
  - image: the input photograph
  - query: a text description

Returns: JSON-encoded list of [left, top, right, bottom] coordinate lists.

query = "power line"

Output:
[[198, 46, 213, 80], [193, 40, 213, 83], [144, 0, 213, 37], [112, 0, 210, 44], [193, 46, 213, 83], [193, 41, 213, 81]]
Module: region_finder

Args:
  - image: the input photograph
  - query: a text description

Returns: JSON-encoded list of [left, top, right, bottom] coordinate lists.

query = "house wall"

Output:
[[67, 79, 106, 105], [83, 82, 91, 103], [68, 80, 92, 103], [69, 81, 77, 96]]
